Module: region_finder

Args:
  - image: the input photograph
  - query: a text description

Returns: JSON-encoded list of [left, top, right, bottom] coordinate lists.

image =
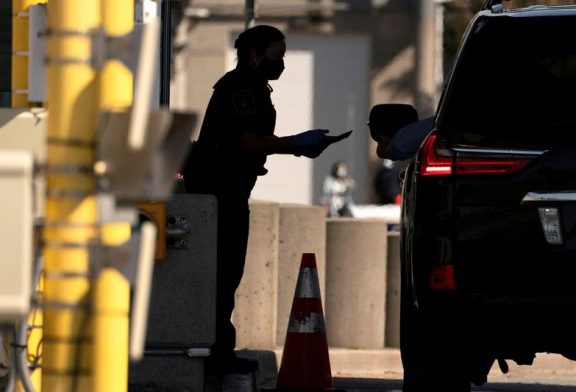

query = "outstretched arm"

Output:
[[240, 129, 334, 158], [240, 132, 296, 155]]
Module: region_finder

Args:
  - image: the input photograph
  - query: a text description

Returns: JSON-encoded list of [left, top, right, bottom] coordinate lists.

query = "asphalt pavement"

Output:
[[324, 348, 576, 385], [254, 347, 576, 391], [128, 347, 576, 391], [332, 378, 576, 392]]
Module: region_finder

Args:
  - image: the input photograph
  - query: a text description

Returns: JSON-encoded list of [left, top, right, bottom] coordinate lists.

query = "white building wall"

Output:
[[226, 33, 370, 205], [242, 49, 315, 204]]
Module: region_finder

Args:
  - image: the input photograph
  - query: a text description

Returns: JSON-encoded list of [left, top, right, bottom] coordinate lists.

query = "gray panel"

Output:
[[0, 92, 10, 108], [0, 3, 11, 95], [144, 193, 217, 348], [129, 356, 204, 392]]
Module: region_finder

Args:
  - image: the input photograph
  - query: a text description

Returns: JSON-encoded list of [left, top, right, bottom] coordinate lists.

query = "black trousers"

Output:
[[209, 194, 250, 360]]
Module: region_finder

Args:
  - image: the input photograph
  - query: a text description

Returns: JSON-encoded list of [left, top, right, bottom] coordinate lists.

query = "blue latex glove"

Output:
[[292, 129, 330, 158]]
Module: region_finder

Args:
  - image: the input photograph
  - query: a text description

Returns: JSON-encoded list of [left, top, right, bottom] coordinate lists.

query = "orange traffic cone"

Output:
[[266, 253, 345, 392]]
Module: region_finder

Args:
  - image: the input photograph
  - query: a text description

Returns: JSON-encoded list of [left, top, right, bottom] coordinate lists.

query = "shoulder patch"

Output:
[[231, 90, 256, 116]]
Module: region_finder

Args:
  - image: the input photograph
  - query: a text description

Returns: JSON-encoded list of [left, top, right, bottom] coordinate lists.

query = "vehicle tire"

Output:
[[400, 276, 471, 392]]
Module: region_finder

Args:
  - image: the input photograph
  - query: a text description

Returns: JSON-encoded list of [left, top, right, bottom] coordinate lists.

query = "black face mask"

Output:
[[258, 57, 285, 80]]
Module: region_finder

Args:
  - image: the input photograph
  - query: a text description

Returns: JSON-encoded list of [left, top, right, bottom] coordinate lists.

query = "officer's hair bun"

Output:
[[234, 25, 285, 52]]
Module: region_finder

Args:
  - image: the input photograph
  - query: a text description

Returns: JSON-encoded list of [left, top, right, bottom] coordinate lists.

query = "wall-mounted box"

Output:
[[0, 151, 34, 323]]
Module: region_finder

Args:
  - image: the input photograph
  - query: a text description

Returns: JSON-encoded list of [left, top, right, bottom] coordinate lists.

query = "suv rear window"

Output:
[[439, 14, 576, 148]]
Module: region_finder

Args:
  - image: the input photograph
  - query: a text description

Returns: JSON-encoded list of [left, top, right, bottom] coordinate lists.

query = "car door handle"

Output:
[[521, 191, 576, 204]]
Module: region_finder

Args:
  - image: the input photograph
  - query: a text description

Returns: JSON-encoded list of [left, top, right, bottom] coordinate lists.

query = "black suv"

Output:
[[378, 2, 576, 391]]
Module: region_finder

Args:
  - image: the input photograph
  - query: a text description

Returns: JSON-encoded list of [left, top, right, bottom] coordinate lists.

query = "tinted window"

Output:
[[439, 14, 576, 147]]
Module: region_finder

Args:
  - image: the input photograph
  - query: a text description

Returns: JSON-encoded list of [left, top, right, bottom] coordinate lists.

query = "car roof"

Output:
[[437, 4, 576, 148], [479, 5, 576, 18]]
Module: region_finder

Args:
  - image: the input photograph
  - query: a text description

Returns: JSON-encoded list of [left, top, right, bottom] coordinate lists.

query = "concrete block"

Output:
[[144, 193, 217, 347], [204, 373, 256, 392], [236, 349, 278, 390], [233, 199, 280, 349], [325, 218, 388, 349], [385, 233, 401, 348], [204, 349, 277, 392], [276, 203, 327, 346]]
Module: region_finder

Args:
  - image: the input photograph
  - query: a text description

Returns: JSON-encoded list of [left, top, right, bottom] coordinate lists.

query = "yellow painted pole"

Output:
[[42, 0, 100, 391], [99, 0, 133, 110], [12, 1, 46, 390], [93, 0, 134, 391]]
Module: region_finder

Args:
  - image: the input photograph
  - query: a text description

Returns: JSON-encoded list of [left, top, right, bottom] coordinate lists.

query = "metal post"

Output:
[[12, 0, 46, 107], [415, 0, 437, 117], [12, 2, 47, 390], [42, 0, 100, 390], [160, 0, 171, 107], [245, 0, 255, 29], [434, 2, 445, 101], [11, 0, 27, 108]]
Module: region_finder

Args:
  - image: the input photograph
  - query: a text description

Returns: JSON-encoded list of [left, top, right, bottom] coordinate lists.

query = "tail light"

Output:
[[456, 157, 533, 175], [420, 132, 534, 176], [421, 133, 452, 176]]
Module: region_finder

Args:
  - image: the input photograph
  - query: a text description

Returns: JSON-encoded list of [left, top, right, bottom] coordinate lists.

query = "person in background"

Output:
[[320, 161, 356, 217], [181, 24, 349, 375], [374, 158, 402, 205]]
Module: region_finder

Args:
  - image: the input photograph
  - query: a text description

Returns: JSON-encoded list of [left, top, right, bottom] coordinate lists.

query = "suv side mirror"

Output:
[[368, 104, 419, 141]]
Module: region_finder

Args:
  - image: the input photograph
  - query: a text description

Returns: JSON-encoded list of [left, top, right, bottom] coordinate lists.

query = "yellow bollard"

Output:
[[99, 0, 134, 110], [93, 1, 134, 391], [42, 0, 100, 390]]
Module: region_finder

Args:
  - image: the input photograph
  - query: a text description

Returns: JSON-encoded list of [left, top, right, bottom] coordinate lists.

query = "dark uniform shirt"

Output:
[[374, 160, 401, 204], [183, 64, 276, 198]]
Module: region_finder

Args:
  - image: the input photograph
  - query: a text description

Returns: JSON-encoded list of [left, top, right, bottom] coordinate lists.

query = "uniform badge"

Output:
[[231, 90, 256, 116]]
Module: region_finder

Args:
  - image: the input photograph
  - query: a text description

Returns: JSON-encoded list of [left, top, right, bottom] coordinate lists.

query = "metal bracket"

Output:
[[87, 193, 138, 281], [88, 220, 156, 286], [89, 240, 132, 282], [96, 110, 197, 202], [91, 26, 142, 72], [166, 215, 190, 249], [97, 193, 138, 225], [42, 18, 156, 73]]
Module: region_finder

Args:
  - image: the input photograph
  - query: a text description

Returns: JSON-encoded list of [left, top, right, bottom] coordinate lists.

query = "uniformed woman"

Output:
[[182, 24, 340, 374]]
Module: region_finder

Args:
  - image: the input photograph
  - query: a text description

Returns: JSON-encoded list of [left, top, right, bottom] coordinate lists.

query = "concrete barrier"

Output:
[[234, 202, 328, 349], [234, 205, 401, 351], [325, 218, 389, 349], [386, 233, 401, 348], [233, 200, 280, 349], [276, 204, 327, 347]]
